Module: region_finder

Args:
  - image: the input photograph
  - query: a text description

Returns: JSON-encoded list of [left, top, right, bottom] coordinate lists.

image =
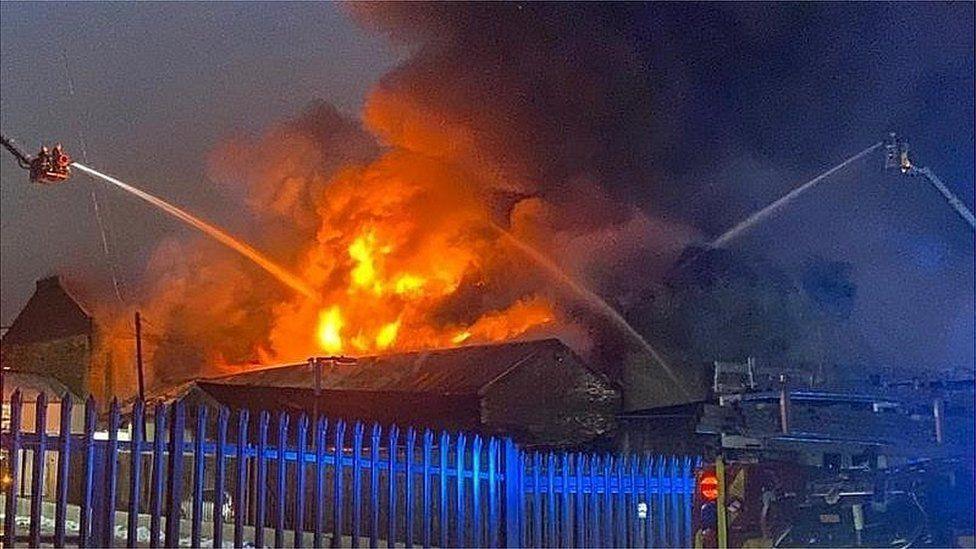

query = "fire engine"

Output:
[[692, 362, 975, 548]]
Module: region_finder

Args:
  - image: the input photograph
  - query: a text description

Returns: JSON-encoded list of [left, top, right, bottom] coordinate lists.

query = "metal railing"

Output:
[[1, 390, 696, 547]]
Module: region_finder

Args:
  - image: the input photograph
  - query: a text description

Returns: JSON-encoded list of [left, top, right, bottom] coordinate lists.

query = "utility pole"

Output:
[[135, 312, 145, 401], [307, 355, 356, 427]]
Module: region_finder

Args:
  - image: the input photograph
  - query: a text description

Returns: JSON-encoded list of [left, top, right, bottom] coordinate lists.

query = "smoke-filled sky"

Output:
[[1, 3, 972, 376]]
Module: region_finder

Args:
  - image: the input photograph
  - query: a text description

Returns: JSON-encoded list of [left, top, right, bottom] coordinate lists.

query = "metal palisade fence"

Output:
[[0, 391, 696, 548]]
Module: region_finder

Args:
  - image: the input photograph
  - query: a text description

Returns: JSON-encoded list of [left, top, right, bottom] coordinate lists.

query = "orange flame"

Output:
[[260, 148, 557, 360]]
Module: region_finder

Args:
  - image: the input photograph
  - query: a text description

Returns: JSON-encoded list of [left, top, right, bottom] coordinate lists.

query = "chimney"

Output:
[[37, 275, 64, 291]]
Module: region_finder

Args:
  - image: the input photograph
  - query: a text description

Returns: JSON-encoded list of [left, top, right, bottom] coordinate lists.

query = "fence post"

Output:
[[532, 452, 542, 548], [214, 407, 229, 549], [643, 455, 653, 549], [502, 437, 521, 549], [314, 416, 328, 548], [54, 394, 73, 548], [3, 391, 22, 547], [28, 392, 48, 548], [574, 453, 585, 548], [100, 399, 120, 548], [370, 424, 382, 549], [405, 427, 416, 548], [274, 411, 289, 548], [438, 431, 449, 549], [387, 425, 400, 549], [233, 409, 249, 548], [254, 410, 270, 548], [421, 429, 433, 549], [488, 438, 500, 549], [471, 435, 482, 549], [149, 404, 167, 548], [294, 413, 308, 548], [191, 406, 207, 548], [127, 399, 145, 548], [164, 400, 186, 548], [79, 396, 97, 548], [546, 452, 556, 547], [351, 421, 364, 548], [561, 453, 571, 549], [332, 420, 347, 548]]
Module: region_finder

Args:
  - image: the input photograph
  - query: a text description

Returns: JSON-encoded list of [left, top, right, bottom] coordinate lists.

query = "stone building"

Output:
[[0, 275, 129, 403]]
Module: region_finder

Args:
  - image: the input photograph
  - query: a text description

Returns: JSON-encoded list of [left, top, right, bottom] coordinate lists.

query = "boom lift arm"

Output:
[[1, 134, 33, 169], [886, 134, 976, 230]]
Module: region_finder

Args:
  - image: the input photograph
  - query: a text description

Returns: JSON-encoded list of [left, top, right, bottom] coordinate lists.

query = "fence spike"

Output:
[[294, 413, 309, 548], [28, 392, 48, 548], [54, 393, 73, 548], [487, 438, 500, 549], [561, 452, 571, 549], [164, 400, 186, 548], [254, 410, 270, 548], [274, 411, 290, 548], [331, 420, 347, 548], [456, 432, 467, 548], [351, 421, 365, 548], [370, 423, 383, 548], [191, 406, 208, 548], [149, 403, 167, 548], [531, 452, 542, 548], [387, 425, 400, 548], [574, 453, 586, 548], [214, 406, 229, 549], [234, 408, 250, 548], [127, 399, 145, 548], [438, 431, 450, 549], [405, 427, 417, 548], [471, 435, 483, 549], [78, 395, 97, 548], [3, 391, 22, 547], [314, 415, 329, 548], [421, 429, 434, 549], [545, 452, 556, 548]]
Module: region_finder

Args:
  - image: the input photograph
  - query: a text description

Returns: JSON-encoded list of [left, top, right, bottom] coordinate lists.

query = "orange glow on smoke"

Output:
[[260, 147, 557, 359]]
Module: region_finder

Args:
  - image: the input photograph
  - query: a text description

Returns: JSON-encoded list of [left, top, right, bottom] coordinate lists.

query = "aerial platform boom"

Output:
[[886, 134, 975, 230]]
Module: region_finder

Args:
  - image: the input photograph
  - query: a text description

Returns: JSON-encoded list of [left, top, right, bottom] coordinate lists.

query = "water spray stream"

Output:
[[489, 222, 691, 398], [711, 142, 883, 248], [72, 163, 317, 299]]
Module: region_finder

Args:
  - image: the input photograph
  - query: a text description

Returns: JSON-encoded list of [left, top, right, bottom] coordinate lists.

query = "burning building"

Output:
[[157, 338, 620, 446]]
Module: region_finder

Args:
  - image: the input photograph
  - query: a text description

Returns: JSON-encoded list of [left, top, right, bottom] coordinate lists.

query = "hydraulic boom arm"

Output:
[[1, 134, 33, 169], [912, 166, 976, 229], [885, 134, 975, 230]]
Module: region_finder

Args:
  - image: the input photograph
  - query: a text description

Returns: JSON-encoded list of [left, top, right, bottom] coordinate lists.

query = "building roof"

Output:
[[199, 338, 601, 396], [2, 370, 80, 402], [1, 276, 92, 345]]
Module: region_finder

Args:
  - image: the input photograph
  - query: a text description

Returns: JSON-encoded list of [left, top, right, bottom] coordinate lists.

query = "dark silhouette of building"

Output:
[[158, 338, 621, 447]]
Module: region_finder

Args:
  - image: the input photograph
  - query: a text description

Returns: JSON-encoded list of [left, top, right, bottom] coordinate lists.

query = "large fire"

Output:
[[255, 147, 558, 360], [124, 5, 701, 389]]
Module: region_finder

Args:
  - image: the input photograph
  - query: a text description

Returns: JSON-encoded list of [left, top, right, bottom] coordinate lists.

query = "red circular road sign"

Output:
[[699, 471, 719, 501]]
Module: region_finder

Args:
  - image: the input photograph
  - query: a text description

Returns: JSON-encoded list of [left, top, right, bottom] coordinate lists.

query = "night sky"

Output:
[[1, 3, 972, 373]]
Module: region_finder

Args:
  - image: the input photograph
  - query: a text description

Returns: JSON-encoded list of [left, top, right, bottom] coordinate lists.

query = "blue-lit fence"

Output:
[[1, 391, 696, 547]]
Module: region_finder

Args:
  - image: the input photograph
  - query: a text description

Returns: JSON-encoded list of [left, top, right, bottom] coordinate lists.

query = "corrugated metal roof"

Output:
[[203, 338, 589, 395]]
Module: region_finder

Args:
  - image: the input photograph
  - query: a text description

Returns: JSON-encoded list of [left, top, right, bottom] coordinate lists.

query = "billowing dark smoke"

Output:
[[126, 2, 704, 391], [117, 2, 971, 393], [352, 2, 698, 292]]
